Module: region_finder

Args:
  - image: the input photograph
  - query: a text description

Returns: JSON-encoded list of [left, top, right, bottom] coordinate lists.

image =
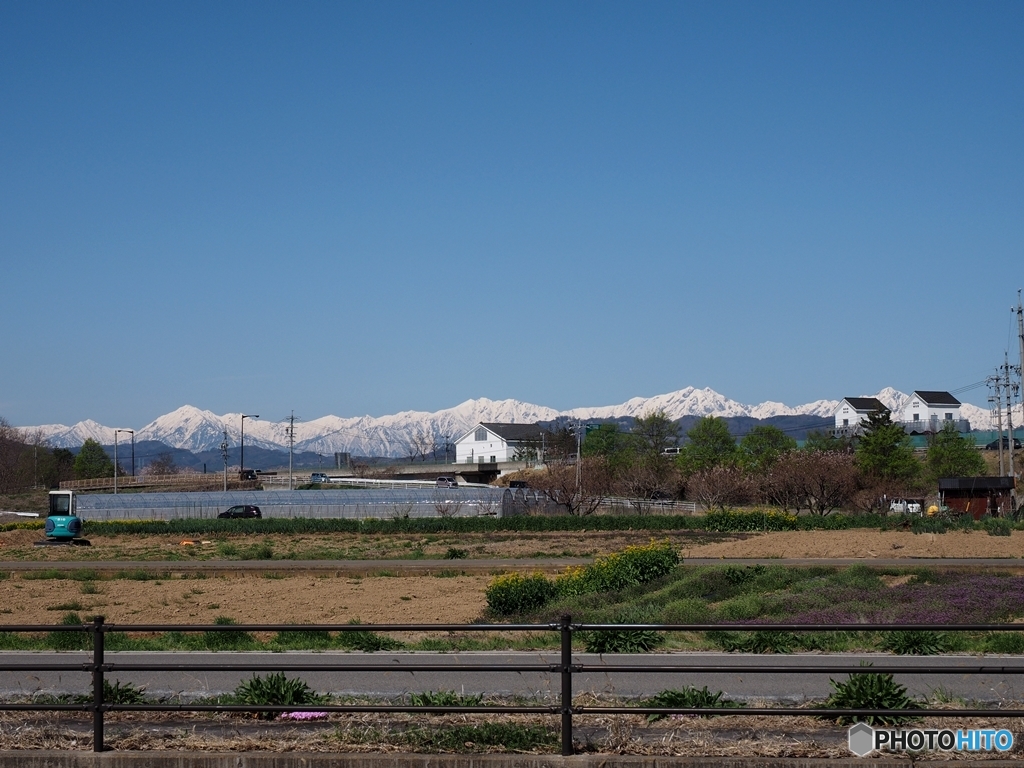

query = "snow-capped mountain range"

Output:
[[25, 387, 998, 457]]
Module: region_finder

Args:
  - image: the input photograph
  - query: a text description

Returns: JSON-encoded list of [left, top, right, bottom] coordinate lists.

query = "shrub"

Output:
[[444, 547, 468, 559], [582, 607, 664, 653], [704, 509, 799, 532], [724, 564, 766, 585], [662, 598, 711, 625], [713, 594, 766, 622], [824, 672, 919, 725], [555, 540, 679, 597], [881, 630, 951, 655], [641, 686, 743, 721], [982, 518, 1013, 537], [485, 573, 557, 616], [232, 672, 322, 719]]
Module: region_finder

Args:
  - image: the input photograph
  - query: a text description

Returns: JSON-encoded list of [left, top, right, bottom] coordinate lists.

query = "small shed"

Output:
[[938, 477, 1016, 519]]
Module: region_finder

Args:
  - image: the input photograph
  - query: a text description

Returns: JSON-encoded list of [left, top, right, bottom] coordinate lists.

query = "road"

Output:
[[3, 651, 1024, 703]]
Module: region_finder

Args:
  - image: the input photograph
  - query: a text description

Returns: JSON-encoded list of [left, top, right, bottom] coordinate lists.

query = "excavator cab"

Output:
[[38, 490, 90, 546]]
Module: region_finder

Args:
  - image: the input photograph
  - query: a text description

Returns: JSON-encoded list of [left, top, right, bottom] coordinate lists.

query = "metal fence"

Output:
[[3, 617, 1024, 755]]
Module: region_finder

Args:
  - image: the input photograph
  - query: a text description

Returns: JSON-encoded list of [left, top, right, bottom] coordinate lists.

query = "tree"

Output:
[[855, 409, 920, 484], [739, 425, 797, 474], [766, 451, 858, 515], [0, 417, 30, 492], [147, 452, 180, 475], [677, 416, 737, 474], [926, 422, 985, 481], [630, 411, 680, 459], [73, 439, 114, 480], [686, 465, 753, 511], [803, 430, 853, 454], [405, 430, 437, 462], [544, 427, 578, 465], [530, 457, 614, 516], [581, 423, 626, 460]]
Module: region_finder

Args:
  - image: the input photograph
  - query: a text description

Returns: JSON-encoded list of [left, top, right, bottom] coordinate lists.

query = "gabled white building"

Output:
[[454, 422, 546, 464], [833, 397, 887, 433], [901, 391, 966, 433]]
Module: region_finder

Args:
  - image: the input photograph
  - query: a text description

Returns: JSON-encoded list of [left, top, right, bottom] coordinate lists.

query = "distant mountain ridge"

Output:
[[25, 387, 995, 457]]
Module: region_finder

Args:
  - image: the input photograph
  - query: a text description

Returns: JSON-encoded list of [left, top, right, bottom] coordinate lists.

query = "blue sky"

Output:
[[2, 1, 1022, 428]]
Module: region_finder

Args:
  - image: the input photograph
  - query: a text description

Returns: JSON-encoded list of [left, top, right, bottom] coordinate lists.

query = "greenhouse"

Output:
[[72, 488, 517, 521]]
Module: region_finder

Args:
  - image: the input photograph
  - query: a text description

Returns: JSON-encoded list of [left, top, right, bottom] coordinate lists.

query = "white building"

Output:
[[454, 423, 546, 464], [833, 397, 887, 433], [901, 391, 965, 433]]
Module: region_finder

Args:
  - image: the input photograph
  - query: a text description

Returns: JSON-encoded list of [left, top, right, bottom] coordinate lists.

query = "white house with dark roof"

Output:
[[833, 397, 888, 432], [454, 422, 547, 464], [901, 391, 967, 432]]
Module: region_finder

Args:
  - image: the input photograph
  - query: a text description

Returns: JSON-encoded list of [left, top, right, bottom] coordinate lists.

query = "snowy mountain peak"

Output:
[[24, 385, 997, 457]]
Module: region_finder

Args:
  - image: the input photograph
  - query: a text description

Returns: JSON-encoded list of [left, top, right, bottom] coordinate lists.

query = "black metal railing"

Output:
[[2, 617, 1024, 755]]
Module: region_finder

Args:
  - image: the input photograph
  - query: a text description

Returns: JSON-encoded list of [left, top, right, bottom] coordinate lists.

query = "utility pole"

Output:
[[1004, 353, 1016, 480], [287, 412, 296, 491], [220, 430, 229, 492], [989, 374, 1006, 476]]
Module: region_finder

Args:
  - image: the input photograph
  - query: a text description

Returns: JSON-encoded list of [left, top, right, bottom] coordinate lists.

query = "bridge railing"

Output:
[[1, 618, 1024, 755]]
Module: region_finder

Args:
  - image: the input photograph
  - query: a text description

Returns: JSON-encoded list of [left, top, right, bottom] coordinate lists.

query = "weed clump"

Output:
[[231, 672, 323, 719], [641, 686, 743, 721], [824, 671, 919, 725]]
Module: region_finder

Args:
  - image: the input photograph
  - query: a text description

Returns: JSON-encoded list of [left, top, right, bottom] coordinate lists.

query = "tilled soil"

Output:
[[0, 571, 491, 626]]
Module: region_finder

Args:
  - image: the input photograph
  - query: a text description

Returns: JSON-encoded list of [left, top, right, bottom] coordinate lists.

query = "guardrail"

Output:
[[2, 618, 1024, 755], [59, 475, 237, 491]]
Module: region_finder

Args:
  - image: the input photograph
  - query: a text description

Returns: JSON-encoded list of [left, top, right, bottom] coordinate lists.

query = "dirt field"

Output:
[[3, 524, 1024, 562], [1, 527, 1022, 626]]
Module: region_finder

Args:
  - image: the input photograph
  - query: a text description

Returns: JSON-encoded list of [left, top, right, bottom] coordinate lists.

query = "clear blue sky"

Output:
[[2, 1, 1022, 428]]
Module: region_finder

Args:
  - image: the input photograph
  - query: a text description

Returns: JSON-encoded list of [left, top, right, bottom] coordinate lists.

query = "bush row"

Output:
[[486, 541, 680, 616], [6, 509, 1014, 537]]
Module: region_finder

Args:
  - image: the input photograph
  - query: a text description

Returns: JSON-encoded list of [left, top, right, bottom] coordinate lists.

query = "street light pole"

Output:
[[240, 414, 259, 477], [114, 429, 134, 494]]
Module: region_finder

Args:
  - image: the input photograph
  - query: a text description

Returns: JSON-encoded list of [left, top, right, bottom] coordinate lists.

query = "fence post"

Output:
[[560, 614, 573, 756], [91, 615, 105, 752]]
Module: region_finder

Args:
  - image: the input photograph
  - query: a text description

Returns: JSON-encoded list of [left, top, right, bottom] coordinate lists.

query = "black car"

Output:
[[986, 437, 1023, 450], [218, 505, 262, 519]]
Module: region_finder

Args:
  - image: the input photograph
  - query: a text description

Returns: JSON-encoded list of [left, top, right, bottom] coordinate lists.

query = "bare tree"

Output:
[[0, 418, 30, 493], [617, 460, 677, 515], [432, 490, 464, 518], [530, 457, 614, 516], [770, 451, 857, 515], [406, 430, 437, 462], [146, 452, 180, 476], [686, 465, 753, 511]]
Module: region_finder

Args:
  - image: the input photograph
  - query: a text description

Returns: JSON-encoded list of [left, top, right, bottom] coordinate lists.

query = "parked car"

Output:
[[435, 476, 458, 488], [218, 505, 262, 519], [986, 437, 1022, 450], [310, 472, 330, 483]]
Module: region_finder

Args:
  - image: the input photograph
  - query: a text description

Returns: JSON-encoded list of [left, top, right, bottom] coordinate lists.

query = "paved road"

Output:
[[3, 651, 1024, 703]]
